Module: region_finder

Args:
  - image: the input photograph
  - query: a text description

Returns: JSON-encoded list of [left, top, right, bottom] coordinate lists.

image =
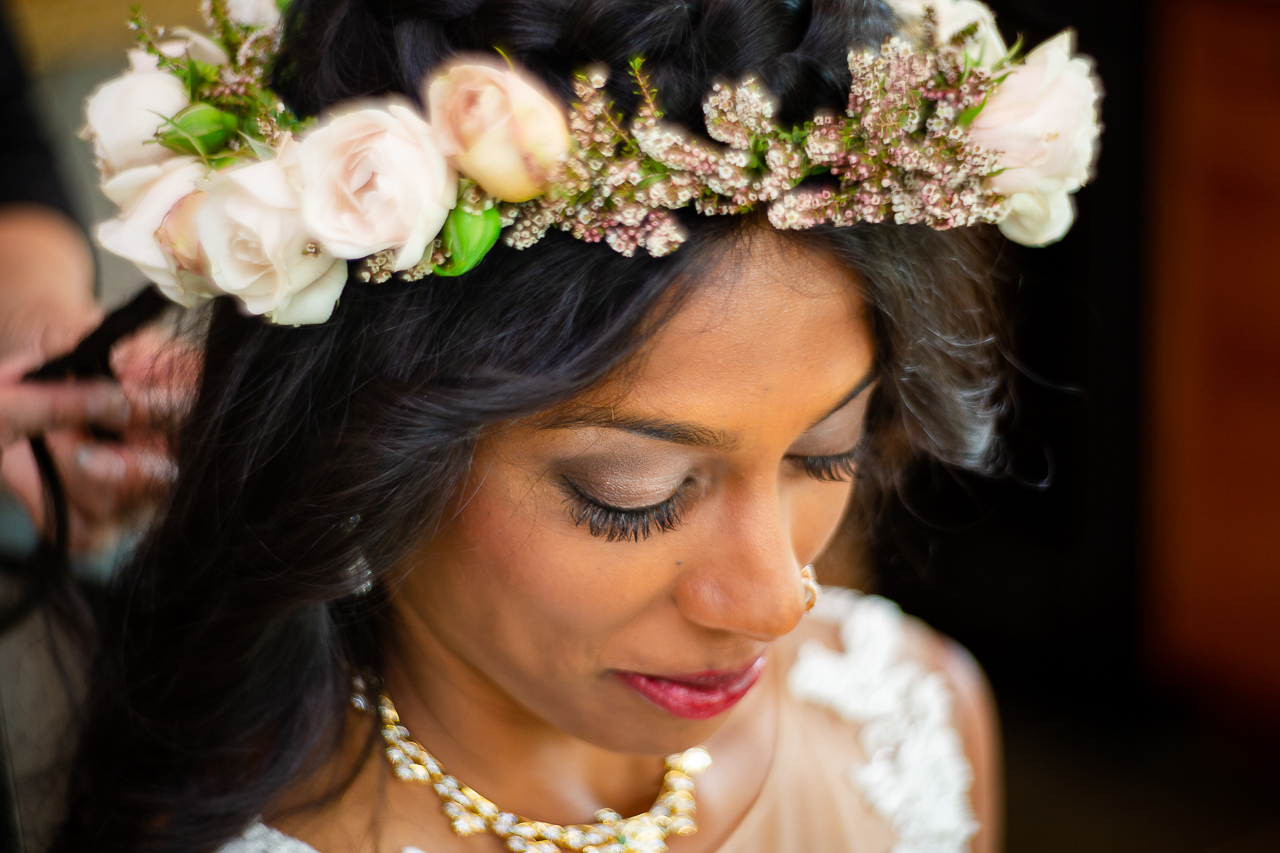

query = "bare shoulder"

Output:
[[780, 594, 1004, 851], [898, 614, 1004, 853]]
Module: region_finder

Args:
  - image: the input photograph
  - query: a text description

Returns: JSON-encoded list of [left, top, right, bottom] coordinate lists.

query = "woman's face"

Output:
[[397, 232, 875, 754]]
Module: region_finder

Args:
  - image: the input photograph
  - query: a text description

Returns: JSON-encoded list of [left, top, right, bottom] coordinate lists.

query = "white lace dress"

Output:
[[218, 589, 979, 853]]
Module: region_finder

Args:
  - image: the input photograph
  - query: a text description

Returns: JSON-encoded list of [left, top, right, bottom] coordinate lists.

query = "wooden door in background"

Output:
[[1147, 0, 1280, 721]]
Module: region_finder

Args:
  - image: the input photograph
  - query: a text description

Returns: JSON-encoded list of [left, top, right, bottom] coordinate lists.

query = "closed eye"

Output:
[[562, 480, 688, 542], [788, 449, 859, 483]]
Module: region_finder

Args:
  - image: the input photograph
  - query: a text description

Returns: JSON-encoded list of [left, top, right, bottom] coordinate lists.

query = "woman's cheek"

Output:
[[447, 463, 665, 634], [790, 479, 856, 559]]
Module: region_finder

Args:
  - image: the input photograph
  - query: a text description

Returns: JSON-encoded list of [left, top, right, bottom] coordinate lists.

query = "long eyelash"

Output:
[[565, 485, 686, 543], [794, 450, 860, 483]]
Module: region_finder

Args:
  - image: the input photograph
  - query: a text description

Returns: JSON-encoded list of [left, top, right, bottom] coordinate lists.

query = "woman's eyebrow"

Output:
[[808, 368, 877, 430], [541, 367, 874, 449], [540, 409, 739, 450]]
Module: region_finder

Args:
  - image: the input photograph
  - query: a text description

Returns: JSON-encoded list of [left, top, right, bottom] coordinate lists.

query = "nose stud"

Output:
[[800, 564, 820, 613]]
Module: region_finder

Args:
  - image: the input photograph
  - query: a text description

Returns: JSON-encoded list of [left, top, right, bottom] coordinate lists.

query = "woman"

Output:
[[51, 0, 1099, 851]]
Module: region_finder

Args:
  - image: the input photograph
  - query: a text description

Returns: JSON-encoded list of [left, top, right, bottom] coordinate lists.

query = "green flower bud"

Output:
[[159, 103, 239, 157], [434, 205, 502, 277]]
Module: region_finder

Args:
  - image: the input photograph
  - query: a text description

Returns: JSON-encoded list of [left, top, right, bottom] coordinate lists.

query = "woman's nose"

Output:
[[674, 493, 808, 641]]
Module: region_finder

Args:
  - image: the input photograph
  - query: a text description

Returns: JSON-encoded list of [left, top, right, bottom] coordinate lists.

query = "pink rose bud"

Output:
[[426, 58, 571, 203]]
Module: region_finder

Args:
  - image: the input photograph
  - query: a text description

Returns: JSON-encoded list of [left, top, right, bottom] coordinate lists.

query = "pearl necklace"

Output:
[[372, 692, 712, 853]]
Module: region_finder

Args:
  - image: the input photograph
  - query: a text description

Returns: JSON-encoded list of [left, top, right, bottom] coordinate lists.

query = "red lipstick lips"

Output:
[[616, 655, 767, 720]]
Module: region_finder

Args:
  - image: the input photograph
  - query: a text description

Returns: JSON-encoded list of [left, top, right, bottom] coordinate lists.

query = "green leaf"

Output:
[[435, 206, 502, 277], [995, 34, 1026, 71], [240, 132, 278, 160], [158, 103, 239, 157], [957, 93, 991, 128]]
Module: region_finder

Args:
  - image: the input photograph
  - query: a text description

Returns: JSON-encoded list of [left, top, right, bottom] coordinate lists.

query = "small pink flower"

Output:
[[427, 58, 571, 202]]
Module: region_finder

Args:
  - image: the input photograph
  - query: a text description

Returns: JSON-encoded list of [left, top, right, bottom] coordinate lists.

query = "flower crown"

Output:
[[88, 0, 1101, 326]]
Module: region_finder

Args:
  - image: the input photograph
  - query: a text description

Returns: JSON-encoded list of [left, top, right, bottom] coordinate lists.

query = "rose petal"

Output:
[[96, 158, 210, 287], [85, 68, 189, 175], [270, 258, 349, 325], [298, 100, 455, 267], [998, 189, 1075, 247]]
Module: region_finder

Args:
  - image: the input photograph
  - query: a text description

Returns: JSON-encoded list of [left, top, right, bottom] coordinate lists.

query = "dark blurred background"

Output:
[[2, 0, 1278, 850], [869, 1, 1280, 851]]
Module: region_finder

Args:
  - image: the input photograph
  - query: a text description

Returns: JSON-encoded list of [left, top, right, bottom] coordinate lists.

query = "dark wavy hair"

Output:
[[51, 1, 1005, 850]]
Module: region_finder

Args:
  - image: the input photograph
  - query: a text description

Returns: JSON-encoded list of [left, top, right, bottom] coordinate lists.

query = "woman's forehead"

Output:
[[562, 237, 875, 443]]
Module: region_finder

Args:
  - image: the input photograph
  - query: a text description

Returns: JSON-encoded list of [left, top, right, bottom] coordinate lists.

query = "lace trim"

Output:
[[217, 822, 321, 853], [218, 821, 434, 853], [786, 588, 979, 853]]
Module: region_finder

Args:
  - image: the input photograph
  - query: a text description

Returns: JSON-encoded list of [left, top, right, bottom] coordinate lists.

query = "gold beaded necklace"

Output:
[[371, 692, 711, 853]]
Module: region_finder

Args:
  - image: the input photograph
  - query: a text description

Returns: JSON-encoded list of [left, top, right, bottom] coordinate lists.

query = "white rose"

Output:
[[225, 0, 281, 27], [96, 157, 214, 305], [998, 189, 1074, 247], [196, 144, 348, 325], [85, 33, 228, 178], [85, 56, 190, 176], [889, 0, 1008, 67], [298, 101, 456, 270], [970, 31, 1101, 245], [972, 32, 1099, 196]]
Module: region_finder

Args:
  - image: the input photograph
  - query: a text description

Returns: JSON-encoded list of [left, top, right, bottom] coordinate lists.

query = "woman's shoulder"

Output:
[[777, 587, 999, 853], [782, 587, 995, 726]]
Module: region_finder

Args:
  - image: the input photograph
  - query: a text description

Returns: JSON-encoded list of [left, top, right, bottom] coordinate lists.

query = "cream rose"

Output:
[[889, 0, 1007, 67], [85, 54, 190, 176], [969, 31, 1101, 245], [225, 0, 281, 27], [85, 33, 229, 177], [96, 157, 213, 305], [298, 102, 456, 270], [997, 189, 1075, 247], [427, 59, 571, 202], [971, 31, 1100, 196], [195, 145, 348, 325]]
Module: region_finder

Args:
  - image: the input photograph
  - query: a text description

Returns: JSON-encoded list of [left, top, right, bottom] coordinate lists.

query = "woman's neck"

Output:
[[268, 603, 789, 853], [380, 607, 671, 822]]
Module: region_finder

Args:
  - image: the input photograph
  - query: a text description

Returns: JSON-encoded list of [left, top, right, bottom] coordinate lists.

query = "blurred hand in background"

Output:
[[0, 204, 188, 553]]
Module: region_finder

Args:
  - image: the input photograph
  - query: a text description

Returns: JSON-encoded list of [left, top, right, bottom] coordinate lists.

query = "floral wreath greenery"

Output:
[[87, 0, 1100, 325]]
